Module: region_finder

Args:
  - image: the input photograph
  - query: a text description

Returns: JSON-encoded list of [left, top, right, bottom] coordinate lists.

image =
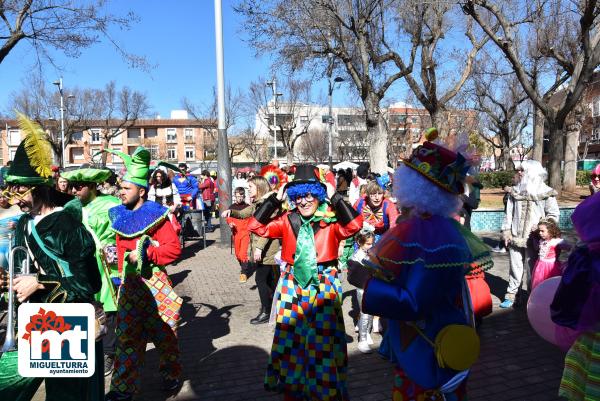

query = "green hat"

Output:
[[104, 147, 150, 187], [5, 113, 54, 186], [60, 167, 113, 184]]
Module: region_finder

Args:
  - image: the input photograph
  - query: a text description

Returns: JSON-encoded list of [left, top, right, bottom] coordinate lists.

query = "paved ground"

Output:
[[24, 228, 571, 400]]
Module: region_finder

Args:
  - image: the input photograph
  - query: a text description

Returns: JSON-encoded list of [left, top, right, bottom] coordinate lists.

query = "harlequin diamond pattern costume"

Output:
[[248, 165, 363, 401], [349, 128, 490, 400], [104, 147, 182, 399]]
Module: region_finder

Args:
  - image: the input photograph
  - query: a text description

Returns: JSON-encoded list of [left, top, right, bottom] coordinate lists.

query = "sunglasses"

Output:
[[69, 182, 88, 191], [1, 186, 34, 205], [592, 174, 599, 180]]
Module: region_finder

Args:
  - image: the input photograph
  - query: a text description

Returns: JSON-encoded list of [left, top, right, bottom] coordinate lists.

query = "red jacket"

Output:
[[248, 193, 363, 265], [116, 219, 181, 274], [199, 177, 216, 202]]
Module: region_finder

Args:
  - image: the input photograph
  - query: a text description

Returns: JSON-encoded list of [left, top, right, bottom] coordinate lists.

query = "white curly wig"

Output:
[[393, 164, 463, 217], [518, 160, 553, 196]]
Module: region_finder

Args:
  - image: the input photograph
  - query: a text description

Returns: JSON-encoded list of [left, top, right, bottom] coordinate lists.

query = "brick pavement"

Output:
[[27, 229, 569, 401]]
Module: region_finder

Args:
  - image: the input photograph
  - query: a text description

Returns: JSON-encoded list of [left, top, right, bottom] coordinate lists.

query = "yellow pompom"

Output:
[[425, 127, 439, 141]]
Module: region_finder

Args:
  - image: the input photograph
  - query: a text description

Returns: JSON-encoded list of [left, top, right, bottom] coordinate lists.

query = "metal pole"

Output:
[[214, 0, 231, 246], [273, 79, 278, 160], [59, 78, 65, 167], [328, 78, 333, 169]]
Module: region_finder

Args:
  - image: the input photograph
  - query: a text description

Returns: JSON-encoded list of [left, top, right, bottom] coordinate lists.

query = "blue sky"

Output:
[[0, 1, 291, 121]]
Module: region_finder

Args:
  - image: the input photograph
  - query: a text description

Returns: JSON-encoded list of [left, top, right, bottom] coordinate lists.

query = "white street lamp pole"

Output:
[[54, 78, 66, 167], [267, 80, 279, 160]]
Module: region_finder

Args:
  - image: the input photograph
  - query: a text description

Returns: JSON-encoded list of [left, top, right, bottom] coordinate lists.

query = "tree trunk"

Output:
[[286, 148, 294, 166], [532, 107, 544, 162], [501, 149, 513, 171], [546, 124, 564, 193], [430, 109, 446, 136], [563, 127, 580, 192], [365, 97, 388, 173]]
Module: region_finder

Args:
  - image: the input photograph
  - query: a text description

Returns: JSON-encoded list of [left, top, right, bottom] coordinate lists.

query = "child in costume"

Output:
[[350, 224, 376, 354], [589, 163, 599, 196], [531, 218, 569, 290], [104, 147, 182, 401], [226, 187, 252, 283], [353, 180, 399, 241], [348, 128, 487, 401], [248, 164, 363, 401], [550, 192, 600, 400]]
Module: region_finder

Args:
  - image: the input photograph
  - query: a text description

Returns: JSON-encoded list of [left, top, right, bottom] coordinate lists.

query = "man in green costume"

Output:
[[0, 114, 102, 401], [61, 167, 121, 376], [104, 147, 182, 401]]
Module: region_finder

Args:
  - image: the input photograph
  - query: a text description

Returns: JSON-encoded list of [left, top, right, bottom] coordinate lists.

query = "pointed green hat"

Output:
[[5, 113, 54, 186], [104, 147, 150, 187]]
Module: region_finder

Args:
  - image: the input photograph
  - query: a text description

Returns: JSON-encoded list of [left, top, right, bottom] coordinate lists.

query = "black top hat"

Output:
[[286, 164, 326, 189]]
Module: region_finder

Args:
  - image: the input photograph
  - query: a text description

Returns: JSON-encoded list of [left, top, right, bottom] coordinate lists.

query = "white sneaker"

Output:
[[367, 333, 374, 345], [491, 246, 506, 253], [357, 340, 372, 354]]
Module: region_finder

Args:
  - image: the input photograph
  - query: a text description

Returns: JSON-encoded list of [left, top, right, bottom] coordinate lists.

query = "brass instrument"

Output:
[[1, 234, 32, 355]]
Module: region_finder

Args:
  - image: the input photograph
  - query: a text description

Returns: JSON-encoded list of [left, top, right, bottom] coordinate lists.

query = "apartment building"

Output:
[[0, 111, 216, 168]]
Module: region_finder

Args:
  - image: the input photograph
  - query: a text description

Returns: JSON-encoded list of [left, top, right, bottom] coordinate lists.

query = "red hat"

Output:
[[402, 128, 470, 194]]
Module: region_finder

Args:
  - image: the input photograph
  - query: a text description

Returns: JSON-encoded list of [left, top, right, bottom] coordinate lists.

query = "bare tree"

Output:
[[463, 0, 600, 192], [398, 1, 490, 133], [235, 0, 422, 173], [470, 61, 530, 170], [87, 82, 151, 165], [247, 76, 318, 165], [9, 78, 149, 166], [298, 128, 329, 163], [183, 85, 244, 165], [0, 1, 146, 68], [238, 127, 268, 167]]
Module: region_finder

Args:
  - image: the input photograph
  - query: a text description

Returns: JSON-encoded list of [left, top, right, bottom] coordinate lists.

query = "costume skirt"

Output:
[[559, 331, 600, 401], [265, 264, 349, 401], [531, 258, 562, 291]]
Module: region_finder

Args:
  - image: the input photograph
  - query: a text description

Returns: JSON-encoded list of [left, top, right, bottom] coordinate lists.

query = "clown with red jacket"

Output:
[[248, 164, 363, 401]]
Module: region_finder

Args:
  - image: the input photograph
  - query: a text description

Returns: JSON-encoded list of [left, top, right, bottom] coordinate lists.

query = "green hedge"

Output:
[[479, 170, 592, 188], [478, 171, 515, 188], [576, 170, 591, 186]]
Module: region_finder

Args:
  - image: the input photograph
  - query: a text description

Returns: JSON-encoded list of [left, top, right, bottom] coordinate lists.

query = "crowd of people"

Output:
[[0, 115, 598, 401]]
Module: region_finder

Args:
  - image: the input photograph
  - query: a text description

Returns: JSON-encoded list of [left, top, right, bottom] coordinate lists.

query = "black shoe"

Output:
[[250, 310, 270, 325], [105, 391, 133, 401], [162, 378, 181, 391], [104, 354, 114, 377]]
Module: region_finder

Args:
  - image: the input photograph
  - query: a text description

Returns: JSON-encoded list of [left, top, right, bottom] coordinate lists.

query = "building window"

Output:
[[149, 145, 159, 159], [185, 146, 195, 160], [10, 149, 17, 161], [145, 128, 158, 138], [72, 148, 84, 161], [299, 115, 309, 123], [593, 97, 600, 117], [167, 146, 177, 160], [8, 129, 21, 146], [337, 114, 364, 126], [110, 129, 123, 144], [90, 148, 102, 163], [166, 128, 177, 143], [111, 148, 123, 163], [127, 128, 141, 143], [184, 128, 194, 142], [71, 131, 83, 141], [91, 129, 101, 144]]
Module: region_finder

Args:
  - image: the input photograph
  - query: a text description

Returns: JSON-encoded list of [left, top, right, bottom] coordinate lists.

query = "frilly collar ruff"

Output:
[[109, 201, 168, 238]]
